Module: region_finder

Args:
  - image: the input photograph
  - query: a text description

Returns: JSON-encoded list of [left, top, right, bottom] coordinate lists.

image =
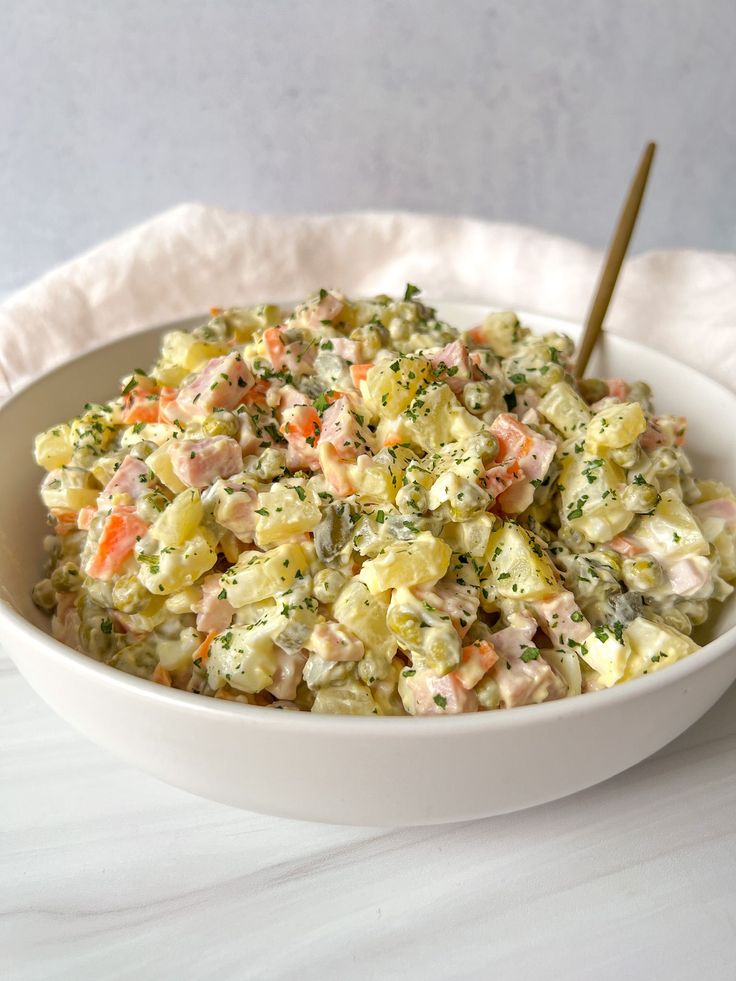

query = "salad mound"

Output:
[[32, 288, 736, 715]]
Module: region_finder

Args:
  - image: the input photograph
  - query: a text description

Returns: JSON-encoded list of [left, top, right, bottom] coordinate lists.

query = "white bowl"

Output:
[[1, 304, 735, 826]]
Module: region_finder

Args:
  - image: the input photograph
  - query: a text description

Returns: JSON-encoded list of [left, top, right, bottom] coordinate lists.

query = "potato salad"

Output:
[[32, 288, 736, 715]]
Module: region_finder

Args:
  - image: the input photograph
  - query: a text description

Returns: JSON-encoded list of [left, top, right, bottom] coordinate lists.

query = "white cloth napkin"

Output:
[[1, 204, 734, 403]]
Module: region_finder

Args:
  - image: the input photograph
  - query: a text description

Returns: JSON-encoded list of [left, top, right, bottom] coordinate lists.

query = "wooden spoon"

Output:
[[574, 141, 657, 378]]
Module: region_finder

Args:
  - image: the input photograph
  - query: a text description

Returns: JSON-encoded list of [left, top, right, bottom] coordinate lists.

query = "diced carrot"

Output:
[[349, 363, 374, 387], [210, 306, 223, 317], [264, 327, 286, 369], [192, 629, 218, 667], [85, 507, 149, 580], [241, 377, 270, 406], [152, 664, 172, 686], [462, 640, 497, 668], [383, 431, 402, 448], [281, 404, 321, 441], [49, 508, 78, 536], [122, 387, 160, 425], [467, 326, 485, 345]]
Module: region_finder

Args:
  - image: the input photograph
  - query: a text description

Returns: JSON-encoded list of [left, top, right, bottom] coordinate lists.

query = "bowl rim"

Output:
[[2, 306, 735, 736]]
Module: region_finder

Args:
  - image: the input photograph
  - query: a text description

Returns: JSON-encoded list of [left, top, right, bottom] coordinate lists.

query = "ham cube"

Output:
[[100, 454, 152, 502], [319, 396, 373, 461], [429, 340, 471, 393], [161, 353, 254, 422], [195, 574, 234, 633], [170, 437, 243, 489]]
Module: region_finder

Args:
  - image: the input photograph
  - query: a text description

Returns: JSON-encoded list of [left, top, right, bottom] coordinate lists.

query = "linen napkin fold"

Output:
[[0, 204, 734, 403]]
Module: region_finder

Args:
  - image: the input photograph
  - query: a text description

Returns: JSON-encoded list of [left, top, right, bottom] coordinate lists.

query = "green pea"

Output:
[[32, 578, 57, 613], [50, 561, 82, 593]]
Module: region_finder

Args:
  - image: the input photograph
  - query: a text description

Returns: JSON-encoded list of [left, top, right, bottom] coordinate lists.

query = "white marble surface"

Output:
[[2, 642, 736, 981]]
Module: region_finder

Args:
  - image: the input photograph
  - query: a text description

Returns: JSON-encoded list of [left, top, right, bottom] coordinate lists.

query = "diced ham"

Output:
[[607, 378, 630, 400], [170, 437, 243, 489], [693, 497, 736, 527], [100, 455, 151, 503], [609, 533, 646, 557], [489, 413, 556, 515], [77, 506, 96, 530], [238, 404, 282, 455], [692, 497, 736, 535], [213, 479, 259, 541], [401, 669, 478, 715], [640, 415, 688, 450], [493, 654, 567, 707], [488, 613, 538, 659], [309, 621, 365, 662], [195, 575, 234, 633], [294, 290, 344, 330], [483, 459, 524, 498], [429, 340, 471, 394], [263, 326, 318, 377], [533, 590, 590, 646], [667, 556, 712, 597], [267, 650, 307, 701], [161, 353, 254, 423], [318, 396, 373, 461], [329, 337, 361, 363], [412, 580, 480, 638]]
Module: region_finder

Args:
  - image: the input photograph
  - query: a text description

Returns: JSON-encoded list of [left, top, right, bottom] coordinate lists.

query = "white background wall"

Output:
[[1, 0, 734, 293]]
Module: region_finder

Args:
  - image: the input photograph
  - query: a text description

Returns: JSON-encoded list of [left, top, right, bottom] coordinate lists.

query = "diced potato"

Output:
[[473, 311, 523, 357], [580, 629, 631, 688], [538, 382, 591, 438], [121, 423, 177, 448], [621, 616, 698, 681], [362, 354, 433, 416], [333, 579, 397, 664], [441, 513, 497, 560], [157, 626, 201, 671], [585, 401, 646, 453], [136, 531, 218, 595], [254, 483, 321, 547], [543, 648, 582, 697], [485, 522, 558, 600], [69, 407, 117, 455], [207, 621, 279, 694], [34, 424, 74, 470], [164, 586, 201, 614], [160, 330, 230, 371], [398, 384, 482, 452], [150, 488, 203, 546], [359, 531, 452, 594], [559, 453, 632, 543], [387, 587, 461, 674], [346, 451, 409, 505], [635, 489, 708, 561], [312, 683, 376, 715], [147, 440, 187, 493], [220, 543, 310, 607], [40, 469, 100, 510]]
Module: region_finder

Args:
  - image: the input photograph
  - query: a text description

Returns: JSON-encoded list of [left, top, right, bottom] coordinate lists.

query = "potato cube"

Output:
[[359, 531, 452, 594]]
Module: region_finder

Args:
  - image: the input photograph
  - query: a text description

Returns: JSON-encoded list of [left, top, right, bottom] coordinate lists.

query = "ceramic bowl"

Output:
[[1, 304, 735, 825]]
